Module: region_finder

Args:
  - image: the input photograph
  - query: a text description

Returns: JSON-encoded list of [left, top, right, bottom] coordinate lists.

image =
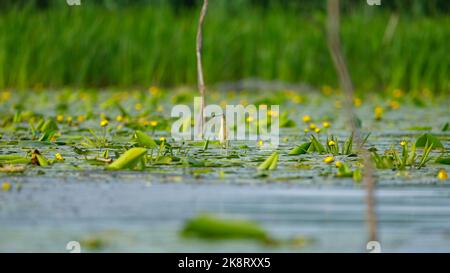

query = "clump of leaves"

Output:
[[371, 140, 434, 170], [31, 119, 58, 141]]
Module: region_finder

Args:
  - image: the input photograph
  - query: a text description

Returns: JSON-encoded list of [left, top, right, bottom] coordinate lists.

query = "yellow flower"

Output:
[[321, 85, 333, 95], [309, 123, 316, 130], [246, 116, 254, 123], [335, 161, 343, 168], [334, 100, 342, 109], [55, 153, 64, 161], [56, 114, 64, 122], [292, 95, 303, 104], [66, 116, 73, 124], [328, 140, 336, 146], [389, 100, 400, 110], [258, 140, 264, 146], [135, 103, 143, 111], [1, 181, 11, 192], [324, 156, 334, 164], [315, 128, 321, 133], [322, 121, 331, 128], [116, 115, 124, 122], [304, 128, 310, 133], [50, 136, 57, 142], [150, 120, 158, 127], [437, 169, 448, 180], [354, 98, 362, 108], [393, 89, 404, 98], [116, 125, 123, 131], [77, 115, 86, 123], [0, 90, 12, 102], [100, 119, 109, 127], [374, 106, 383, 121], [159, 137, 166, 142], [302, 115, 311, 123], [149, 86, 160, 96], [400, 141, 407, 147]]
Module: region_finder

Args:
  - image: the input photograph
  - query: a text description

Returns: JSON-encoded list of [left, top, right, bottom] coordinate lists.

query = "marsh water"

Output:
[[0, 90, 449, 252]]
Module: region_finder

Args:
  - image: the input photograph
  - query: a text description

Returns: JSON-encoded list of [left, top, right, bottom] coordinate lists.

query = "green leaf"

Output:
[[308, 135, 325, 153], [353, 169, 362, 183], [257, 152, 278, 170], [36, 154, 48, 167], [107, 147, 147, 170], [435, 157, 450, 165], [415, 133, 443, 149], [134, 131, 158, 149], [288, 142, 311, 155], [181, 214, 270, 242]]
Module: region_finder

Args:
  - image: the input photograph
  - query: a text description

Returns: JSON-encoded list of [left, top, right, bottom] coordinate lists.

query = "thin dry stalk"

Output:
[[196, 0, 209, 138], [327, 0, 378, 243]]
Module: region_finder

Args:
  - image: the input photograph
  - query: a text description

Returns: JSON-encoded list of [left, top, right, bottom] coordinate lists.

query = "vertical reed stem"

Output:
[[196, 0, 209, 138], [326, 0, 378, 243]]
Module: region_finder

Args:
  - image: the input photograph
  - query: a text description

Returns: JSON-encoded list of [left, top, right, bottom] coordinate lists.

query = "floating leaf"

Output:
[[257, 152, 278, 170], [0, 165, 26, 173], [134, 131, 158, 149], [107, 147, 147, 170], [435, 157, 450, 165], [288, 142, 311, 155], [181, 214, 270, 242], [415, 133, 443, 149], [0, 155, 29, 164]]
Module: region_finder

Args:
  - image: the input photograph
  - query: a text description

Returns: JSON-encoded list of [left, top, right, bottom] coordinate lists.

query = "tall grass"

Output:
[[0, 5, 449, 93]]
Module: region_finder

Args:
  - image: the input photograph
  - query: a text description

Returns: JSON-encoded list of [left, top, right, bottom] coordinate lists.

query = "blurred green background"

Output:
[[0, 0, 449, 93]]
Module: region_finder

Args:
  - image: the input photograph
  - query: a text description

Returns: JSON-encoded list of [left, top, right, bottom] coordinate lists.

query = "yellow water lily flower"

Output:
[[150, 120, 158, 127], [324, 156, 334, 164], [400, 141, 407, 147], [374, 106, 383, 121], [55, 153, 64, 161], [100, 119, 109, 127], [322, 121, 331, 128], [77, 115, 86, 123], [328, 140, 336, 146], [438, 169, 448, 180], [354, 98, 362, 108], [56, 114, 64, 122], [1, 181, 11, 192], [335, 161, 343, 168], [302, 115, 311, 123], [315, 128, 321, 133], [116, 115, 124, 122]]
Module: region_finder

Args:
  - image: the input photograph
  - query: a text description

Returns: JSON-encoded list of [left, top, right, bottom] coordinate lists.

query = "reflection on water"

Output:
[[1, 179, 450, 252]]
